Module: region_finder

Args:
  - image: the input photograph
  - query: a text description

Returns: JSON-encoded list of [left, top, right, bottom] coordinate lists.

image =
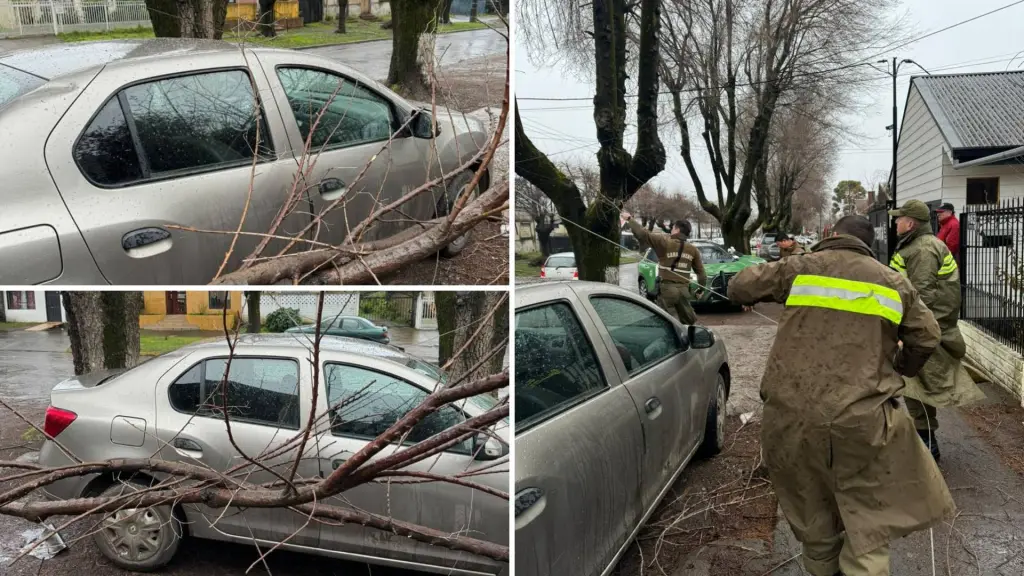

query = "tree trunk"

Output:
[[385, 0, 435, 95], [246, 292, 262, 333], [469, 0, 477, 22], [62, 293, 105, 376], [436, 292, 507, 384], [146, 0, 181, 36], [101, 292, 142, 371], [259, 0, 277, 36], [150, 0, 224, 38], [336, 0, 347, 32], [441, 0, 452, 24]]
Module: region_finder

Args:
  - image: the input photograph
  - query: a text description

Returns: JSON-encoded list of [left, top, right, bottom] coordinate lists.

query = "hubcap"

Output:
[[101, 507, 164, 562], [638, 279, 647, 296]]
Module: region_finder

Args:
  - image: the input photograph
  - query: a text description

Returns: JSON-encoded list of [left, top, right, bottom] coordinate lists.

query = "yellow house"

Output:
[[140, 291, 243, 331]]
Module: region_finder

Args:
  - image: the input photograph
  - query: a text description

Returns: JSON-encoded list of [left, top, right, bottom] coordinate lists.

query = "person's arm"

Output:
[[906, 245, 941, 309], [727, 259, 793, 305], [897, 284, 941, 377], [691, 245, 707, 289], [946, 219, 960, 260], [623, 213, 667, 254]]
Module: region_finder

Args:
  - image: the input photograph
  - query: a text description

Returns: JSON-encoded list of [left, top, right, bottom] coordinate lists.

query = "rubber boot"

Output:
[[917, 429, 940, 463]]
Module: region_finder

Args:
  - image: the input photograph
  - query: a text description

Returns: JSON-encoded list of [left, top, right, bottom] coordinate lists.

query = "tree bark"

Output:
[[385, 0, 437, 95], [62, 293, 105, 376], [259, 0, 277, 36], [101, 293, 142, 371], [336, 0, 347, 32], [147, 0, 226, 38], [246, 292, 262, 333], [436, 292, 507, 384]]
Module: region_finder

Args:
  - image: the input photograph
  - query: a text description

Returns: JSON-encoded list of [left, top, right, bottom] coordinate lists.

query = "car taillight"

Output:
[[382, 325, 388, 332], [43, 406, 77, 438], [573, 270, 578, 279], [540, 268, 546, 278]]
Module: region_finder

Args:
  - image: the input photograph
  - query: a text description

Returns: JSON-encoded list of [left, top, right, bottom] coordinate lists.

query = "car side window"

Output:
[[341, 319, 359, 331], [588, 297, 682, 375], [515, 302, 607, 429], [277, 67, 394, 150], [324, 363, 471, 453], [167, 357, 300, 429], [74, 69, 273, 186], [645, 248, 658, 263]]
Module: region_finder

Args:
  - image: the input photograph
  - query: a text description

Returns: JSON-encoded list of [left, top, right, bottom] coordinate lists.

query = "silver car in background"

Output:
[[0, 40, 489, 285], [38, 334, 508, 574], [514, 281, 730, 576], [539, 252, 578, 280]]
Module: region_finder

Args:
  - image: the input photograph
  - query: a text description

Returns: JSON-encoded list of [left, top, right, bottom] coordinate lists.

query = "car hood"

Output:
[[406, 100, 486, 134], [705, 255, 765, 275]]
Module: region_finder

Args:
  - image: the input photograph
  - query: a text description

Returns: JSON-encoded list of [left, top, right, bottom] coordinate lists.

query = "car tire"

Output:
[[438, 170, 482, 258], [92, 480, 183, 572], [697, 373, 727, 459], [638, 277, 648, 298]]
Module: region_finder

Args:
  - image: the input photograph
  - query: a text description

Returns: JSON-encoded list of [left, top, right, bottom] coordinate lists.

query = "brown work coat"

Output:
[[727, 235, 954, 555], [779, 243, 806, 258], [627, 220, 707, 288]]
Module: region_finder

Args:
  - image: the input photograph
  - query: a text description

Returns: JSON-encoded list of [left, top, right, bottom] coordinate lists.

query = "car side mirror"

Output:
[[688, 325, 715, 349], [472, 432, 507, 461], [410, 108, 440, 139]]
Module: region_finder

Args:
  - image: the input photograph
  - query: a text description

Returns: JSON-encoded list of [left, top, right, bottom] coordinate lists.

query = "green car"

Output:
[[285, 315, 390, 344], [637, 241, 766, 304]]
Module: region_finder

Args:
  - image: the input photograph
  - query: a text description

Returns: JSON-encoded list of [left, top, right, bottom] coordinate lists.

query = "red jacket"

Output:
[[937, 216, 960, 264]]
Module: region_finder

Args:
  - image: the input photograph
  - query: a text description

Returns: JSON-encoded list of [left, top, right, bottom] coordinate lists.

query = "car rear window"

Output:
[[545, 256, 575, 268], [762, 234, 776, 243], [0, 64, 44, 110]]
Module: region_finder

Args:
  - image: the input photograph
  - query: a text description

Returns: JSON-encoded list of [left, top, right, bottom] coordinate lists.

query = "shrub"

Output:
[[265, 308, 302, 332]]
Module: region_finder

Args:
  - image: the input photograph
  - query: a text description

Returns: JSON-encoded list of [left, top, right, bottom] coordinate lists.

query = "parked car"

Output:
[[540, 252, 578, 280], [37, 335, 508, 574], [756, 232, 781, 261], [637, 241, 765, 304], [514, 281, 730, 576], [285, 315, 391, 344], [0, 40, 490, 284]]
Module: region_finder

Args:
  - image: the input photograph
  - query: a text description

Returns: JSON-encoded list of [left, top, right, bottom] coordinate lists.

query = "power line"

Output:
[[517, 0, 1024, 102]]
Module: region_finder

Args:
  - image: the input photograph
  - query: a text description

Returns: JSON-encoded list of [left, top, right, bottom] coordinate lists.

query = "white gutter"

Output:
[[952, 144, 1024, 169]]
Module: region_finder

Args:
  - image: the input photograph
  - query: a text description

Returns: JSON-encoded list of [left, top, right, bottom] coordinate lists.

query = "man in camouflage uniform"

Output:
[[728, 215, 953, 576], [621, 211, 706, 325], [888, 199, 985, 461], [776, 233, 806, 258]]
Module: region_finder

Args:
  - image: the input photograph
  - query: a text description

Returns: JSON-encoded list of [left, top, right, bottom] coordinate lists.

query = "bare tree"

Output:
[[660, 0, 902, 252], [516, 0, 667, 281], [0, 293, 509, 567]]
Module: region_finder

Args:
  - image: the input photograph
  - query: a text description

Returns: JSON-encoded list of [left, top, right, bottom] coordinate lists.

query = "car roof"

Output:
[[516, 279, 638, 300], [546, 252, 576, 259], [168, 333, 413, 363]]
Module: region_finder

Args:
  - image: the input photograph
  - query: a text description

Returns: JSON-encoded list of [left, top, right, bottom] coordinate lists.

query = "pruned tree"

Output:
[[62, 292, 143, 375], [660, 0, 901, 253], [437, 292, 508, 385], [516, 0, 667, 281], [0, 293, 510, 568]]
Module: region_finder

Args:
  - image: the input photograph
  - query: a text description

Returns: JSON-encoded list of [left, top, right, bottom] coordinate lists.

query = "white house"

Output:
[[896, 70, 1024, 210], [2, 291, 65, 323]]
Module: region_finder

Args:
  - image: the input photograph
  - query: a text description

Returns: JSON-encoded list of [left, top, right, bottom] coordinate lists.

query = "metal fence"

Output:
[[960, 197, 1024, 355], [358, 292, 416, 327], [0, 0, 151, 38], [867, 205, 890, 264]]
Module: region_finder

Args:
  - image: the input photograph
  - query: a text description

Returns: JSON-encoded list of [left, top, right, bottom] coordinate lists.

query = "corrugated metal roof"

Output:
[[913, 71, 1024, 149]]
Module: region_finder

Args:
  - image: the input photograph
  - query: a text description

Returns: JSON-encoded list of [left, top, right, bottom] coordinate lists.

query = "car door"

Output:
[[254, 51, 433, 248], [314, 358, 507, 575], [576, 285, 702, 510], [514, 287, 645, 576], [155, 353, 322, 547], [45, 53, 307, 284]]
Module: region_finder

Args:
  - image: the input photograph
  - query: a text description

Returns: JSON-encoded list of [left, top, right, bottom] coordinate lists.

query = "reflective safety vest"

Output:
[[785, 274, 904, 325]]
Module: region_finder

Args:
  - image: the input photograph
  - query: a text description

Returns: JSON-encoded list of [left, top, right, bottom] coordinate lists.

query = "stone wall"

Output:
[[962, 321, 1024, 404]]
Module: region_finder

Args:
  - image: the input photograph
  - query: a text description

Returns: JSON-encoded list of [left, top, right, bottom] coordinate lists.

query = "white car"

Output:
[[540, 252, 578, 280]]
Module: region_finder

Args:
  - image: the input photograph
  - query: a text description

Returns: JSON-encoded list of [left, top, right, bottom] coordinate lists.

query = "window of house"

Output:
[[588, 296, 682, 374], [167, 357, 300, 429], [277, 67, 394, 149], [966, 177, 999, 205], [515, 302, 607, 429], [324, 363, 471, 453], [74, 70, 273, 186], [5, 291, 35, 310], [208, 291, 228, 310]]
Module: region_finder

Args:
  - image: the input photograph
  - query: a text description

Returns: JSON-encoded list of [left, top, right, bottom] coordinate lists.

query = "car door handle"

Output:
[[319, 178, 347, 201], [645, 397, 662, 416], [514, 487, 546, 530], [122, 227, 172, 258], [172, 437, 203, 459], [331, 458, 346, 470]]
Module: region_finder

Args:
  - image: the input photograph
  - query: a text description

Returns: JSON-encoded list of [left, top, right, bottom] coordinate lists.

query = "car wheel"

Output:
[[438, 170, 482, 258], [697, 373, 727, 458], [93, 481, 182, 571], [638, 277, 648, 298]]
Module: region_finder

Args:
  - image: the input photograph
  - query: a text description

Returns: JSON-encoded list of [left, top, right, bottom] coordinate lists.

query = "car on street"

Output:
[[755, 232, 780, 260], [284, 314, 391, 344], [514, 281, 730, 576], [0, 39, 490, 285], [636, 241, 765, 305], [540, 252, 578, 280], [37, 334, 508, 574]]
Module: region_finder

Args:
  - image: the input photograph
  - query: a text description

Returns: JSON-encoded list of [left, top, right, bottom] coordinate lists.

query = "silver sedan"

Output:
[[38, 334, 509, 575], [0, 39, 490, 285], [514, 281, 730, 576]]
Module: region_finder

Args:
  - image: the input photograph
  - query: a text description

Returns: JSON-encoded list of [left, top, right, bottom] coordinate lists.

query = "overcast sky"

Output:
[[516, 0, 1024, 203]]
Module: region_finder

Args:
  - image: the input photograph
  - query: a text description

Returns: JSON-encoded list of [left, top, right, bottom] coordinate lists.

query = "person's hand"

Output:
[[620, 210, 632, 226]]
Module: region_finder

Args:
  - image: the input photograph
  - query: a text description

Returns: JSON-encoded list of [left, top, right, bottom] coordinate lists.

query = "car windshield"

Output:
[[545, 256, 575, 268], [406, 358, 448, 383], [762, 234, 776, 244], [0, 64, 44, 110], [697, 245, 732, 264]]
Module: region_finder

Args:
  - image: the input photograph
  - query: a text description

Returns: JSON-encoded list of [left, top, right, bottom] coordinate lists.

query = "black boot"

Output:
[[917, 429, 940, 462]]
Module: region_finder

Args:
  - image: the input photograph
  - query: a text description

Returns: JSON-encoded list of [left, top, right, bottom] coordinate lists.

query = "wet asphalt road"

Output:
[[0, 330, 71, 407]]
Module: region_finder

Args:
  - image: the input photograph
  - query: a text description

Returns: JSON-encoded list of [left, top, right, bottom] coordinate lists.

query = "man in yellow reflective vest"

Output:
[[727, 215, 953, 576], [888, 199, 984, 461]]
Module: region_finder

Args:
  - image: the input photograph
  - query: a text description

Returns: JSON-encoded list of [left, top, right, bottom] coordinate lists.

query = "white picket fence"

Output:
[[0, 0, 151, 38], [259, 292, 361, 323]]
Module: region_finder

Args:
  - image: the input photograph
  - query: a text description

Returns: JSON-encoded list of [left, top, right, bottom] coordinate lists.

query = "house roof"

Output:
[[913, 71, 1024, 150]]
